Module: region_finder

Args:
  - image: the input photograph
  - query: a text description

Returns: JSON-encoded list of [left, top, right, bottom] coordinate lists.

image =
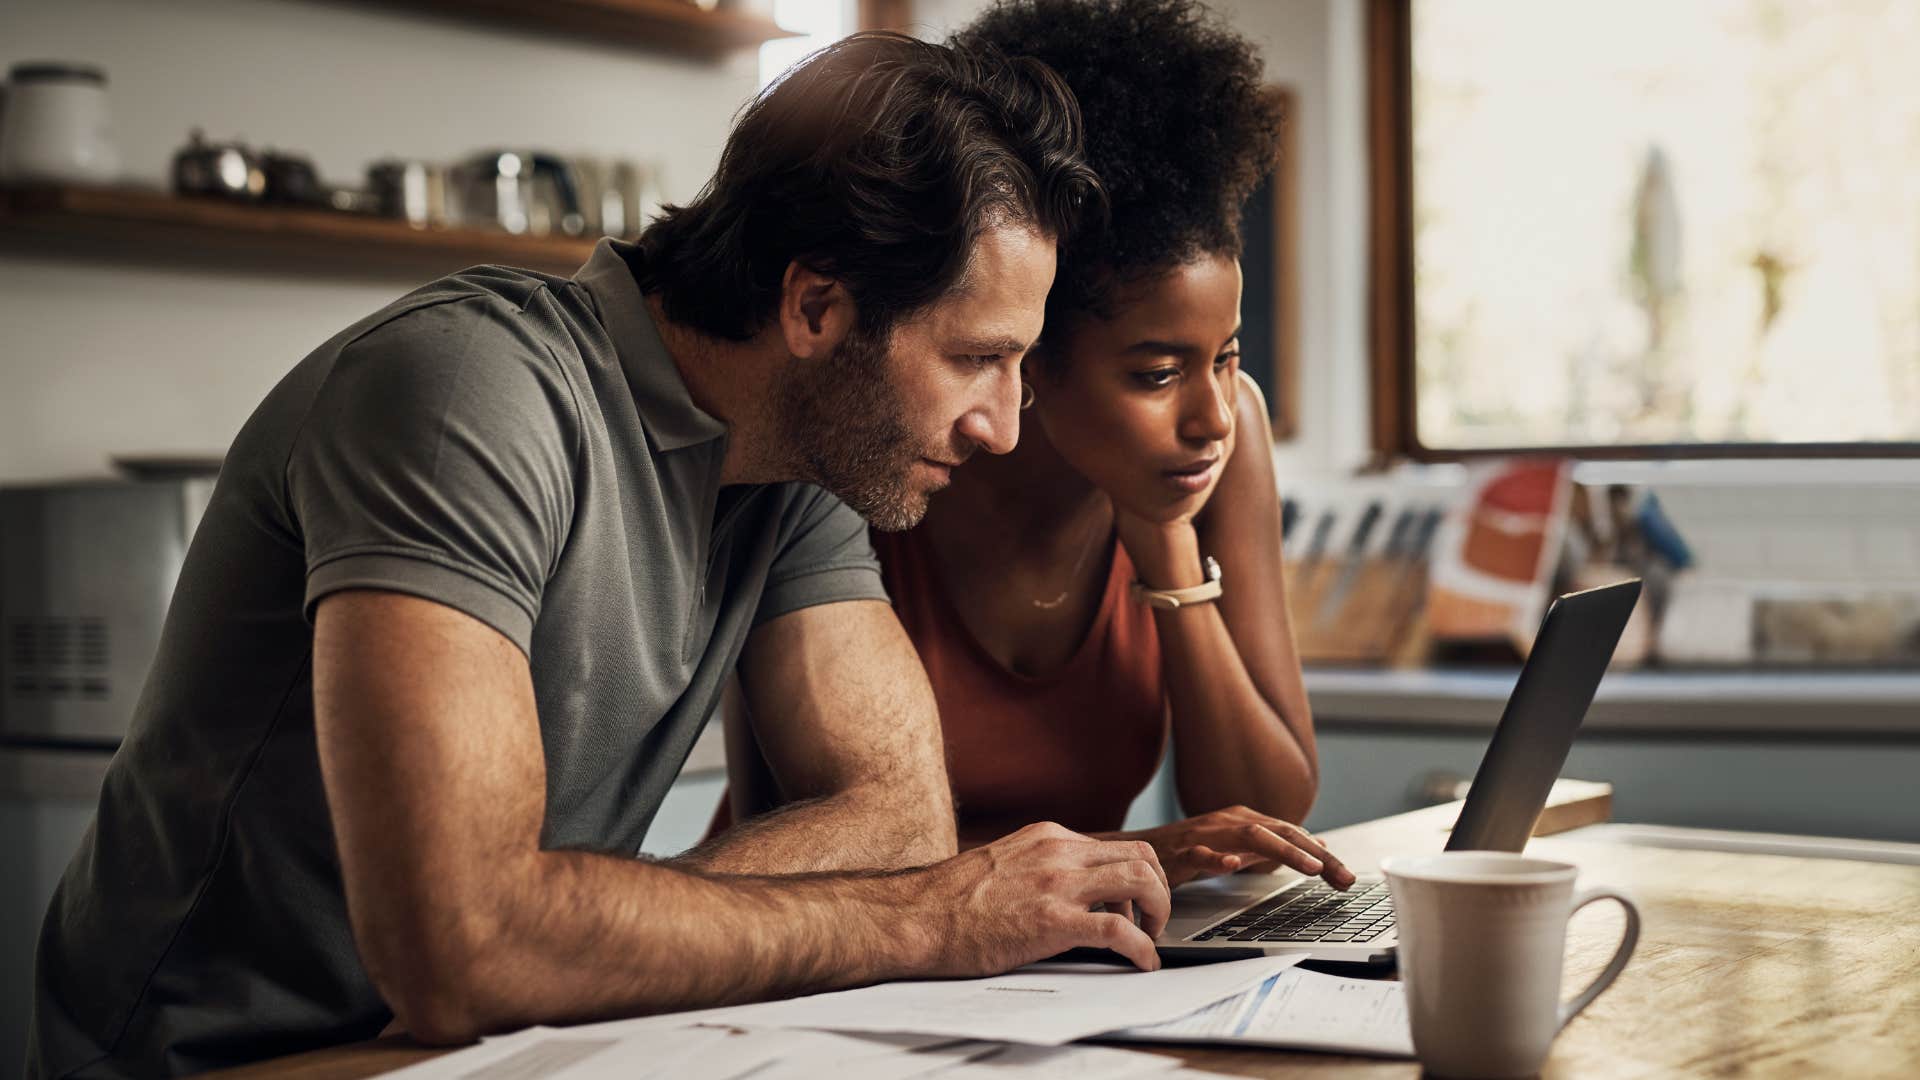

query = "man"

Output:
[[28, 34, 1174, 1079]]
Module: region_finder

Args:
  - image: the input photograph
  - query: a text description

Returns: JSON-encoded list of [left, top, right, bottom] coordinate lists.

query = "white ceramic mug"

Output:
[[1381, 852, 1639, 1079]]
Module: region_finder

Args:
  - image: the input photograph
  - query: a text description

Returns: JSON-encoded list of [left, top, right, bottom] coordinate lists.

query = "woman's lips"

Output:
[[1164, 457, 1219, 494]]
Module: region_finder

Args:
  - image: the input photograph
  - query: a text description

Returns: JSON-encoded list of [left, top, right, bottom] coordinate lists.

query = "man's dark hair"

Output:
[[952, 0, 1282, 330], [635, 32, 1103, 341]]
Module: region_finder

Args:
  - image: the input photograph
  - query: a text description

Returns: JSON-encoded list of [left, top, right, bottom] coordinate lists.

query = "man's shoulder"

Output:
[[344, 266, 584, 364], [309, 268, 601, 427], [219, 269, 594, 523]]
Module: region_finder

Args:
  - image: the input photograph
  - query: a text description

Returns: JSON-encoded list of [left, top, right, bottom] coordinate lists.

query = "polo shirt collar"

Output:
[[574, 239, 729, 453]]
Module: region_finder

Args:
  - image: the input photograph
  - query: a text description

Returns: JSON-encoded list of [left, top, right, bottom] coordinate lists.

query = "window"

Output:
[[1375, 0, 1920, 456], [759, 0, 855, 90]]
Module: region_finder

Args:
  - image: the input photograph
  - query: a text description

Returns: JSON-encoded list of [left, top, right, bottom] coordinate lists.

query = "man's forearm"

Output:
[[385, 848, 934, 1042], [675, 780, 956, 875]]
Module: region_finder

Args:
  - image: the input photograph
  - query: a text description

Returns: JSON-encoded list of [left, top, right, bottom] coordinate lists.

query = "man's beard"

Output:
[[776, 324, 945, 532]]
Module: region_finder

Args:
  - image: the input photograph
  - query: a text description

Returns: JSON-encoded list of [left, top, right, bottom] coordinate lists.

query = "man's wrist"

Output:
[[849, 867, 947, 981]]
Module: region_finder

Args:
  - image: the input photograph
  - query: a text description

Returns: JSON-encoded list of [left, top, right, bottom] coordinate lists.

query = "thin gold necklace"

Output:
[[1033, 513, 1108, 609]]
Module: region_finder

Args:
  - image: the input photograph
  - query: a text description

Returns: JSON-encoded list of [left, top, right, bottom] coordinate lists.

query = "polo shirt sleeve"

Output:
[[288, 297, 579, 655], [753, 485, 890, 627]]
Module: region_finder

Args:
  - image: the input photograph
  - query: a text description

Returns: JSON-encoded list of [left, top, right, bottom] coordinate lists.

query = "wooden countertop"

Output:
[[1165, 834, 1920, 1076], [205, 779, 1920, 1077]]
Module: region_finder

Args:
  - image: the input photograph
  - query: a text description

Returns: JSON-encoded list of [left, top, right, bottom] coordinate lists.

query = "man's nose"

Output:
[[956, 368, 1022, 456]]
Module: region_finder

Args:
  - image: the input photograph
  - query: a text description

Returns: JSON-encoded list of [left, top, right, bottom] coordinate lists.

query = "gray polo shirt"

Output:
[[27, 240, 889, 1079]]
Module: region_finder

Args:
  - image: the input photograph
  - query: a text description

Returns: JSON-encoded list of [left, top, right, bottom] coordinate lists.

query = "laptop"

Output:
[[1157, 578, 1642, 965]]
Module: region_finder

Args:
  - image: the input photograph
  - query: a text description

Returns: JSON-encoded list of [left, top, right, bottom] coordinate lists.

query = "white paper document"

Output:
[[373, 1026, 624, 1080], [931, 1041, 1180, 1078], [378, 1025, 976, 1080], [1109, 967, 1415, 1058], [665, 954, 1305, 1046], [698, 1029, 989, 1080]]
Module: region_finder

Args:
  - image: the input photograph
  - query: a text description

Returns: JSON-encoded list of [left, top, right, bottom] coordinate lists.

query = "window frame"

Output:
[[1247, 84, 1303, 443], [1365, 0, 1920, 462]]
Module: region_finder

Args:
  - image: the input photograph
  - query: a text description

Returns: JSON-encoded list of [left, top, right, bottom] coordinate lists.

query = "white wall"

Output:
[[1, 0, 1370, 485], [908, 0, 1373, 481], [0, 0, 766, 483]]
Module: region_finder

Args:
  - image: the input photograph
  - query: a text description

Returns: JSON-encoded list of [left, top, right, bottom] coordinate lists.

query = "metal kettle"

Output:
[[450, 151, 585, 236]]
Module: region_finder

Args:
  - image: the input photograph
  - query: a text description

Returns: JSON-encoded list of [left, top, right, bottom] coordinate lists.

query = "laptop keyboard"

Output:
[[1188, 878, 1396, 944]]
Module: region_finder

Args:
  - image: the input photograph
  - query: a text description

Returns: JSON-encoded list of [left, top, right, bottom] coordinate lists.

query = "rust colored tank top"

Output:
[[873, 526, 1168, 844]]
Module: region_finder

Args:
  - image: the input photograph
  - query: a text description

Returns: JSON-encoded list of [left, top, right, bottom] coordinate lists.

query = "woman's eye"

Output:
[[1135, 368, 1179, 388], [1214, 351, 1240, 370]]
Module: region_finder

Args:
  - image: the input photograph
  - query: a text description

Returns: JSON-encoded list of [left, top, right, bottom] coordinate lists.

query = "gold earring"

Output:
[[1020, 381, 1036, 410]]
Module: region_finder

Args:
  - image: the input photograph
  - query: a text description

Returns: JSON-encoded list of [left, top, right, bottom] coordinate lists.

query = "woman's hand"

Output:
[[1100, 806, 1355, 890], [1111, 398, 1239, 587]]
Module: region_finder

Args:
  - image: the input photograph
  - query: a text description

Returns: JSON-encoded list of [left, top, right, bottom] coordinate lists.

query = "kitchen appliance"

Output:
[[0, 480, 206, 744], [568, 155, 615, 237], [260, 149, 328, 207], [368, 158, 450, 228], [0, 61, 120, 185], [609, 158, 663, 238], [451, 150, 586, 235], [171, 129, 265, 201]]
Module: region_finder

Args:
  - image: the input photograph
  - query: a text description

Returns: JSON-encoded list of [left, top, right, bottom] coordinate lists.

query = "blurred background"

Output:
[[1, 0, 1916, 1068]]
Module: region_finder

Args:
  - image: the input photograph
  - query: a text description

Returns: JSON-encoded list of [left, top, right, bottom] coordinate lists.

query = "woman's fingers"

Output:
[[1257, 821, 1354, 885], [1188, 810, 1356, 887], [1155, 844, 1244, 887], [1189, 822, 1345, 884], [1175, 844, 1242, 873]]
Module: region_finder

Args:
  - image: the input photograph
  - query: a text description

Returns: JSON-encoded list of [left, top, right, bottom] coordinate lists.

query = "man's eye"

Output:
[[967, 354, 1002, 368]]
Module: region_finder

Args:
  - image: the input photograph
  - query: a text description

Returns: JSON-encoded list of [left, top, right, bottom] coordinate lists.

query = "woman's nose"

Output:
[[1180, 369, 1234, 443]]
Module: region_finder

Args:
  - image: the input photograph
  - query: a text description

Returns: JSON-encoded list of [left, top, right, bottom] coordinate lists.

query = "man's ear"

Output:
[[777, 261, 855, 361]]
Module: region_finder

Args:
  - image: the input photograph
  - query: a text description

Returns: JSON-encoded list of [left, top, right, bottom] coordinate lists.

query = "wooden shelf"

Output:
[[363, 0, 799, 57], [0, 184, 603, 279]]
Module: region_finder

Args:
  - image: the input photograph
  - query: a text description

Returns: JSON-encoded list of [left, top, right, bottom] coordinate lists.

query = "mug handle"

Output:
[[1557, 886, 1641, 1030]]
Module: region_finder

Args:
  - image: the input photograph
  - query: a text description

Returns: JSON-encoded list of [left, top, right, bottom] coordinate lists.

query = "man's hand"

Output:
[[1101, 806, 1354, 890], [910, 822, 1172, 974]]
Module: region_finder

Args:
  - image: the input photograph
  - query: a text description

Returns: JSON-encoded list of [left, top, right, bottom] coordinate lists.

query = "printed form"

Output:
[[670, 954, 1305, 1045], [1112, 967, 1414, 1058]]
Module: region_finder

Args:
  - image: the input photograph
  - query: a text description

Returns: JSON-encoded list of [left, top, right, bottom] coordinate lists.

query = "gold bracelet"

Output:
[[1131, 556, 1223, 610]]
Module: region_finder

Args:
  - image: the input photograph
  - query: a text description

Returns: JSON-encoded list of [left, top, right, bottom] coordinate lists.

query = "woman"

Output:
[[715, 0, 1351, 890]]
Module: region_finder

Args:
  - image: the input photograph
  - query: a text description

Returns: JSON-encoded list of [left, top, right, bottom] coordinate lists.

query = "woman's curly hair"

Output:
[[952, 0, 1281, 337]]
